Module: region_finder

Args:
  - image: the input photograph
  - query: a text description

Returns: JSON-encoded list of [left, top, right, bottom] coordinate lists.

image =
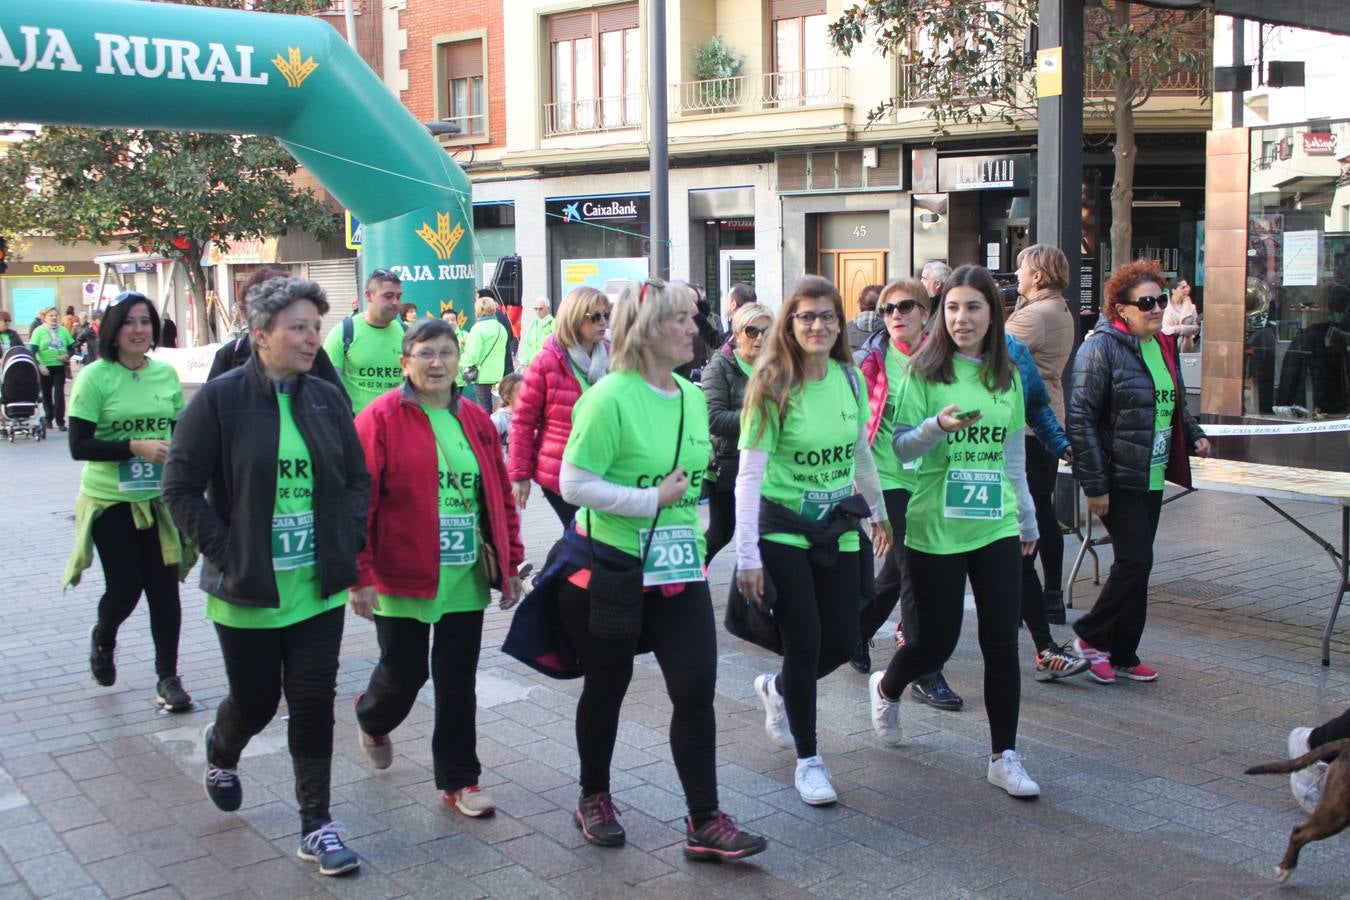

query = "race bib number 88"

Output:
[[944, 469, 1004, 520]]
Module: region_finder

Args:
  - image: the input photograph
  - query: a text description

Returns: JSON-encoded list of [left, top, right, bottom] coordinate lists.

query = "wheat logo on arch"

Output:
[[416, 212, 466, 260], [272, 48, 318, 88]]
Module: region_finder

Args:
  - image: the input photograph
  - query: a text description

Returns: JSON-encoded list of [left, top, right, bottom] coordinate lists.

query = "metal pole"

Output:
[[1231, 17, 1244, 128], [1035, 0, 1083, 334], [344, 0, 358, 53], [647, 0, 670, 280]]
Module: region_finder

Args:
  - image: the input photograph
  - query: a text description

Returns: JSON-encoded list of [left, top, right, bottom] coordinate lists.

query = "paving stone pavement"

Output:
[[1, 434, 1348, 898]]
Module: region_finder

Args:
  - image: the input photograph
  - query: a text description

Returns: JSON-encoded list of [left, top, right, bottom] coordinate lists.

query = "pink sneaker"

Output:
[[1112, 662, 1158, 682], [1073, 638, 1115, 684]]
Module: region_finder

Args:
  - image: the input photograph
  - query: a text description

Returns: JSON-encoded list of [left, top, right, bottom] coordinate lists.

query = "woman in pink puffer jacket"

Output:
[[508, 286, 612, 527]]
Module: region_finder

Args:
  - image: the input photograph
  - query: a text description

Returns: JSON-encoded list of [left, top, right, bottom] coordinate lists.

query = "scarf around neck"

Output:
[[567, 342, 609, 385]]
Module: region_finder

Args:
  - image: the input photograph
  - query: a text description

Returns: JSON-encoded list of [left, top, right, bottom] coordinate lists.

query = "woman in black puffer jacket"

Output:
[[1067, 260, 1209, 685], [700, 302, 773, 565]]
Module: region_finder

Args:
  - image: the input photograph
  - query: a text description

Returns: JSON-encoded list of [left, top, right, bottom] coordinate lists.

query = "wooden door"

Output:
[[835, 251, 887, 319]]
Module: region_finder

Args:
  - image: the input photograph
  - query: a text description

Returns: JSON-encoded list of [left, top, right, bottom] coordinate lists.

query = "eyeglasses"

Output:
[[790, 310, 838, 327], [881, 299, 923, 318], [409, 349, 457, 362], [742, 324, 768, 338], [1119, 295, 1169, 312], [584, 310, 610, 324], [535, 305, 550, 312]]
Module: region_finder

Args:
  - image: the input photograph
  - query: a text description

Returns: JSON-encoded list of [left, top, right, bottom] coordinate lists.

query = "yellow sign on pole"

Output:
[[1037, 47, 1063, 98]]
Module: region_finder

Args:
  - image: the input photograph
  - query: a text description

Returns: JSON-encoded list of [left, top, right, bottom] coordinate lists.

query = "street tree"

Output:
[[0, 0, 338, 345], [830, 0, 1210, 274]]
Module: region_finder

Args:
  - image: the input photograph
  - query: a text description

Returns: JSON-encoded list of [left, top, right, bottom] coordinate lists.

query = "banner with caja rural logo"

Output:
[[0, 0, 477, 319]]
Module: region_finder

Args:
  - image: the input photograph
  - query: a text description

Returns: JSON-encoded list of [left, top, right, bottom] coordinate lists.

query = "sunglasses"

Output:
[[368, 267, 400, 283], [584, 310, 610, 324], [881, 299, 924, 317], [742, 324, 768, 338], [1119, 294, 1168, 312]]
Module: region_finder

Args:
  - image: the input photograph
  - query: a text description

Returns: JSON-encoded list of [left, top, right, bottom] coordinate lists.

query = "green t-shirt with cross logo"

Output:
[[897, 356, 1026, 555], [68, 358, 183, 502], [206, 393, 346, 628], [376, 407, 490, 623], [564, 370, 711, 580], [323, 315, 406, 415], [740, 362, 866, 552], [1141, 337, 1176, 491]]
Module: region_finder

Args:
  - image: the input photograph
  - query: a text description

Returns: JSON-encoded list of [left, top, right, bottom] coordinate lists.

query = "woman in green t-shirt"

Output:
[[852, 278, 932, 675], [66, 291, 190, 712], [460, 295, 510, 412], [556, 278, 765, 861], [162, 277, 369, 878], [348, 319, 525, 820], [867, 265, 1042, 799], [29, 306, 76, 430], [735, 275, 890, 808]]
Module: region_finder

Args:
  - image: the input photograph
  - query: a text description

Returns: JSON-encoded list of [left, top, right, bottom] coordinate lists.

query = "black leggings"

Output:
[[703, 488, 735, 566], [1072, 489, 1163, 668], [39, 364, 66, 425], [880, 537, 1023, 754], [210, 605, 344, 833], [1311, 707, 1350, 748], [760, 541, 861, 759], [859, 489, 912, 641], [542, 487, 579, 529], [357, 610, 485, 793], [472, 382, 495, 413], [90, 503, 181, 679], [557, 579, 719, 820]]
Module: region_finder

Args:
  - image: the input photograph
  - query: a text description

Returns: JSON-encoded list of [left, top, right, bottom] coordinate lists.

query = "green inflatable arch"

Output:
[[0, 0, 475, 319]]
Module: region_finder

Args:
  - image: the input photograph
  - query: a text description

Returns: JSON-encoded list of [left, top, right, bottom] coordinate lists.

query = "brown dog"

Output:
[[1245, 738, 1350, 882]]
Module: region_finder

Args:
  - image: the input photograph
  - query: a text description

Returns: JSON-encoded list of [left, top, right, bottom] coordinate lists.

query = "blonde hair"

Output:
[[878, 278, 930, 311], [1016, 244, 1070, 293], [553, 286, 607, 350], [474, 295, 498, 318], [610, 277, 697, 373], [743, 275, 850, 442], [731, 302, 774, 335]]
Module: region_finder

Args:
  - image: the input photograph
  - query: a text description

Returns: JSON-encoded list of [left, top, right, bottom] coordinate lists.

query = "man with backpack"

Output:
[[323, 268, 407, 415]]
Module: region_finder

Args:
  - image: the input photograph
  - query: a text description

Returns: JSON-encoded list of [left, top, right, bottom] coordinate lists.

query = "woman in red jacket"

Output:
[[348, 319, 524, 817], [508, 286, 611, 527]]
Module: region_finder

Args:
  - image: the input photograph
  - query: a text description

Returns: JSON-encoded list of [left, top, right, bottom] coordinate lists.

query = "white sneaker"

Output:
[[988, 750, 1040, 798], [868, 671, 902, 745], [754, 673, 794, 750], [794, 755, 838, 806], [1287, 727, 1328, 814]]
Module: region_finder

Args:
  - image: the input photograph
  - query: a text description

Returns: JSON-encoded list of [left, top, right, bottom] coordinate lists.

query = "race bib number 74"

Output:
[[944, 469, 1004, 520]]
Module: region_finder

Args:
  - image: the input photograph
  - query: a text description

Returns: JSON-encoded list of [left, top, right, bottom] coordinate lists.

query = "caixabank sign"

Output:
[[547, 194, 650, 225]]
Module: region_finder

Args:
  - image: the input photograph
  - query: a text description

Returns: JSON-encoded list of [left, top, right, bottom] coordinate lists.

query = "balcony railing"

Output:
[[671, 67, 848, 116], [1085, 65, 1209, 98], [897, 62, 991, 107], [544, 95, 642, 137]]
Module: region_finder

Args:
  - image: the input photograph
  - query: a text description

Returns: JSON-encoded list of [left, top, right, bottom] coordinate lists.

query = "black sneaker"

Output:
[[910, 674, 964, 711], [89, 625, 115, 686], [574, 792, 625, 847], [202, 725, 242, 811], [847, 639, 872, 674], [297, 822, 360, 876], [155, 676, 192, 713], [683, 812, 768, 862]]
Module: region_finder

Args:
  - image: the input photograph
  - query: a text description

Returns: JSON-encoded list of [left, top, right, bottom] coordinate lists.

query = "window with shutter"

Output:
[[546, 5, 640, 135], [438, 38, 486, 137]]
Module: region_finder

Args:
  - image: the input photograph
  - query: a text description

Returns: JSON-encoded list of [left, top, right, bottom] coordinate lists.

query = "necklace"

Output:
[[121, 357, 149, 381]]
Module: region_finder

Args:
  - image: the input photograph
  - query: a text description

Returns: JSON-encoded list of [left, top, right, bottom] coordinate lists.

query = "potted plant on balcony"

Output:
[[691, 36, 744, 113]]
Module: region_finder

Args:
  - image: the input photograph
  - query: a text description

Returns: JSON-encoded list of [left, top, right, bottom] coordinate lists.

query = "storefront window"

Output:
[[1245, 121, 1350, 417]]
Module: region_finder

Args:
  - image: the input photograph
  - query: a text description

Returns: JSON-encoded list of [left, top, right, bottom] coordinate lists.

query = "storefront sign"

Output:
[[1302, 132, 1336, 156], [202, 237, 278, 266], [938, 154, 1030, 192], [546, 194, 649, 225], [5, 260, 99, 277], [113, 261, 158, 274]]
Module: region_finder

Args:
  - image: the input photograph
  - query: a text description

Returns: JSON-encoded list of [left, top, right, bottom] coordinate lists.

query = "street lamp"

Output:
[[423, 121, 463, 137]]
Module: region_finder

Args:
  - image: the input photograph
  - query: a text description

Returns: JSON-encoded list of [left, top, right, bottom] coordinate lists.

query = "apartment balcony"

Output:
[[898, 62, 992, 108], [1085, 65, 1209, 98], [544, 95, 642, 138], [670, 67, 849, 117]]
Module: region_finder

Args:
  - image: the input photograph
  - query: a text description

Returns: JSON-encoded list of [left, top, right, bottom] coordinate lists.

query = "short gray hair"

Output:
[[921, 261, 951, 283], [247, 277, 330, 332]]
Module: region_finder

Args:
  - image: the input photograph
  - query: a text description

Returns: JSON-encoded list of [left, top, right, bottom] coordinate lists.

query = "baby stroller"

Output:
[[1, 345, 46, 441]]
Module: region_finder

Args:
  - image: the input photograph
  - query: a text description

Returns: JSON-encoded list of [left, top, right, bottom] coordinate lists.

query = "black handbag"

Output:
[[586, 386, 685, 640]]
